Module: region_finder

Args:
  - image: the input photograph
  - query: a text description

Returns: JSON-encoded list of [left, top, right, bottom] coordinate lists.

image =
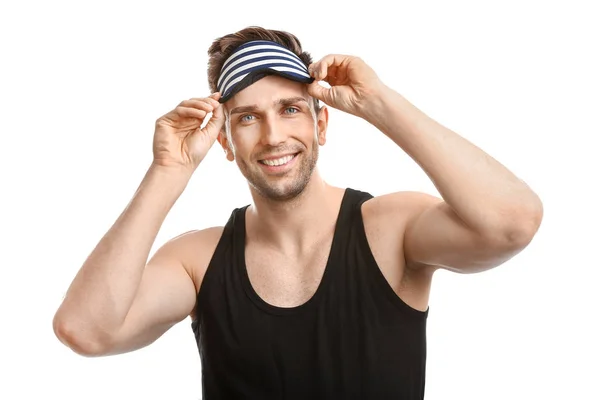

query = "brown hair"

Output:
[[207, 26, 320, 114]]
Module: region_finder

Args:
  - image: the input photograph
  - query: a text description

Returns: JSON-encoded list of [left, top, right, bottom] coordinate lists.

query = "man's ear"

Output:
[[317, 106, 329, 146], [217, 130, 235, 161]]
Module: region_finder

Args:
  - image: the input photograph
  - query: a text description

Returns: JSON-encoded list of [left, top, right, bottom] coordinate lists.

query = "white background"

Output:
[[1, 1, 599, 399]]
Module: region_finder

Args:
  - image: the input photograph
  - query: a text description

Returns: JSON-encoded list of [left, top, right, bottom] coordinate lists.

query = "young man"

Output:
[[53, 27, 543, 399]]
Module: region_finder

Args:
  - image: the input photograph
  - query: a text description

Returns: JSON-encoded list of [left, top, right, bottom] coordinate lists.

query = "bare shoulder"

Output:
[[158, 226, 225, 295], [360, 191, 442, 312], [362, 191, 443, 238], [361, 190, 442, 242], [363, 190, 442, 217]]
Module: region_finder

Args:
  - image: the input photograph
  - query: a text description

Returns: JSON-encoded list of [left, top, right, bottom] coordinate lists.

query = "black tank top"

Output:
[[192, 188, 429, 399]]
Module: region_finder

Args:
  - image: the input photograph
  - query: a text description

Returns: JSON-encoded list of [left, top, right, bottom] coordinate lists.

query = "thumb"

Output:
[[201, 101, 225, 141], [307, 80, 332, 105]]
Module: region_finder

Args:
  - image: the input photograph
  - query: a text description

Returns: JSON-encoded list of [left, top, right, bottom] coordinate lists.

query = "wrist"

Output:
[[145, 162, 193, 195], [361, 84, 395, 125], [149, 161, 194, 181], [362, 85, 411, 133]]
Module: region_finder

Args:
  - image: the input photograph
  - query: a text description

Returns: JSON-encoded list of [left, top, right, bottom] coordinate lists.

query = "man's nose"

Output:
[[260, 114, 287, 147]]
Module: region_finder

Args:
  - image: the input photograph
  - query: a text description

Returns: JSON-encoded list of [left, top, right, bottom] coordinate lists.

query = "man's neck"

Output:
[[246, 174, 346, 255]]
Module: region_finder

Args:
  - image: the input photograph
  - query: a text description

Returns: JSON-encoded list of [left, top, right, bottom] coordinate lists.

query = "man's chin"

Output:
[[251, 178, 308, 202], [243, 149, 317, 202]]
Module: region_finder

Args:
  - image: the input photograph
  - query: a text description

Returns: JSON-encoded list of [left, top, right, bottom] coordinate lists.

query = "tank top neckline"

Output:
[[233, 188, 352, 316]]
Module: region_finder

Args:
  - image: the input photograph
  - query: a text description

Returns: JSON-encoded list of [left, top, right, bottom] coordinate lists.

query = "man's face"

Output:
[[220, 75, 328, 201]]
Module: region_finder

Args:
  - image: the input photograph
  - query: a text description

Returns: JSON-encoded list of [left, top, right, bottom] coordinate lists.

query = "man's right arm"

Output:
[[53, 164, 197, 356], [53, 94, 226, 356]]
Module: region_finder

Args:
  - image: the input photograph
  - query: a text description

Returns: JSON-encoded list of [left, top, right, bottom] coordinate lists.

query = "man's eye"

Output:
[[240, 114, 255, 123], [284, 107, 299, 114]]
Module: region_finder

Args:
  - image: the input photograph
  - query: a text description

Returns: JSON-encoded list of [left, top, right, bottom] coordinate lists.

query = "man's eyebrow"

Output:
[[230, 105, 258, 115], [276, 97, 309, 107], [229, 97, 309, 116]]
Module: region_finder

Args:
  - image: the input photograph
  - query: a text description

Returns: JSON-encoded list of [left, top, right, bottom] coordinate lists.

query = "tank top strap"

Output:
[[345, 188, 374, 210], [340, 188, 374, 232], [230, 204, 250, 240], [195, 205, 249, 310]]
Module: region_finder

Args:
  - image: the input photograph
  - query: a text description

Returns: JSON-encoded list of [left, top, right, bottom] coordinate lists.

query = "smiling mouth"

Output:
[[258, 153, 299, 167]]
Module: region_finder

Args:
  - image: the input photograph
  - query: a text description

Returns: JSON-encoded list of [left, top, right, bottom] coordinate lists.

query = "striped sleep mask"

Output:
[[217, 40, 315, 103]]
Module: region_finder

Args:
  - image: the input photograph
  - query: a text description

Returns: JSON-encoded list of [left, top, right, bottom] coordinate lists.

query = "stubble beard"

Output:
[[238, 138, 319, 202]]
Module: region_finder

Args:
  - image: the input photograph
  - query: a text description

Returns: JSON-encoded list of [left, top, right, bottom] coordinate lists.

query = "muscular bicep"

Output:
[[106, 234, 198, 355], [403, 193, 523, 274]]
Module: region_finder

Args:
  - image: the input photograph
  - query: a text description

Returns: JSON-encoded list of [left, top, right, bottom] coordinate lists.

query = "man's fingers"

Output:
[[171, 93, 223, 124], [178, 92, 221, 111], [174, 106, 208, 121], [310, 54, 355, 82], [319, 59, 330, 81], [180, 98, 217, 111], [325, 65, 340, 84], [307, 80, 331, 104], [309, 54, 339, 80], [201, 102, 225, 140]]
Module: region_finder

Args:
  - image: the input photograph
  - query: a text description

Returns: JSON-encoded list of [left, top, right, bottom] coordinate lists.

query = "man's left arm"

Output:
[[364, 85, 544, 274], [308, 55, 544, 274]]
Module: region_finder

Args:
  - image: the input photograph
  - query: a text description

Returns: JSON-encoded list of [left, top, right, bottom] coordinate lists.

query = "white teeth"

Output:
[[262, 154, 294, 166]]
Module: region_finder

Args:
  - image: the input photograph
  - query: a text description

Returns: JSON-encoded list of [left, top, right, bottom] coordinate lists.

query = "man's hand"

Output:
[[152, 93, 225, 172], [307, 54, 386, 119]]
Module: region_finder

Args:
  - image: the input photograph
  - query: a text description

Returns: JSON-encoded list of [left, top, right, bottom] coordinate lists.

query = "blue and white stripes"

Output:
[[217, 40, 314, 103]]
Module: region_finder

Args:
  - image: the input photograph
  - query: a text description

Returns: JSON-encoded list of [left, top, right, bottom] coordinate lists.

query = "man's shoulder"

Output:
[[170, 226, 225, 242], [167, 203, 247, 249], [361, 190, 442, 229], [164, 226, 225, 264], [161, 227, 225, 292]]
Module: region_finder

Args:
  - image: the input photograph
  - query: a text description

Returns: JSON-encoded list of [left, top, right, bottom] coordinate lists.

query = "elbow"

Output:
[[509, 198, 544, 245], [52, 313, 111, 357], [490, 200, 544, 249]]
